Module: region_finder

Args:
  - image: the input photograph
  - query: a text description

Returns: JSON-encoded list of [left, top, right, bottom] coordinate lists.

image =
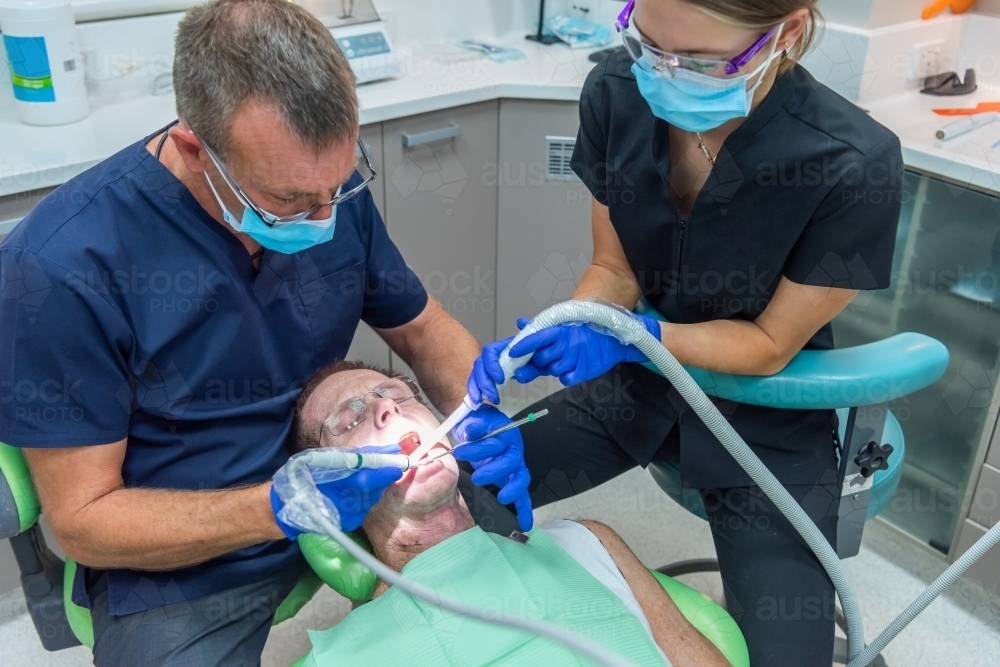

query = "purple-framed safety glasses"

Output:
[[616, 0, 780, 76]]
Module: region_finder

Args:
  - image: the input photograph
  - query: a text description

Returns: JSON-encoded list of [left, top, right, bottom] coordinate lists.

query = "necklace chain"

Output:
[[695, 132, 717, 166]]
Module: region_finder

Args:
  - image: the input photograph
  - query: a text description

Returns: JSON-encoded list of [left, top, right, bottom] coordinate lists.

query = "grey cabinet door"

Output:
[[346, 122, 390, 369], [0, 186, 56, 239], [496, 99, 592, 339], [382, 101, 499, 346]]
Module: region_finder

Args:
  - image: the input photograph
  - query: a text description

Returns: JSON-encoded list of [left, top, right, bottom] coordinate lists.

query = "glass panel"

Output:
[[832, 171, 1000, 553]]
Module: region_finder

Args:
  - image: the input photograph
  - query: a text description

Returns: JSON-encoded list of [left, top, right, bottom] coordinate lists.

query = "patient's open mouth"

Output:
[[398, 432, 421, 456], [398, 431, 449, 462]]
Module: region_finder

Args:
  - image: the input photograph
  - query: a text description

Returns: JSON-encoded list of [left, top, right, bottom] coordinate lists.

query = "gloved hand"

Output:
[[452, 406, 533, 532], [467, 335, 516, 406], [468, 315, 662, 399], [270, 444, 404, 539]]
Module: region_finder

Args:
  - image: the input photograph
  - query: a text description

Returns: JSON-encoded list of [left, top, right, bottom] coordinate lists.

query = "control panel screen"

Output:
[[337, 32, 391, 58]]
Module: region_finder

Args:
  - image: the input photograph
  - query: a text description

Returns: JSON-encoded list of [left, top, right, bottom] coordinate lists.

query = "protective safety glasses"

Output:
[[616, 0, 781, 78], [319, 376, 422, 445], [200, 138, 376, 227]]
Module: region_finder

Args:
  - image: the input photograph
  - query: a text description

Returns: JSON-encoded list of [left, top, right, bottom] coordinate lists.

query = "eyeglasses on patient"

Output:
[[319, 376, 422, 446]]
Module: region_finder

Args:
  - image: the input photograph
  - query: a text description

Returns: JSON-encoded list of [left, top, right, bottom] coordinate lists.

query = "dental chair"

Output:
[[634, 300, 950, 667], [0, 316, 947, 667], [0, 442, 749, 666]]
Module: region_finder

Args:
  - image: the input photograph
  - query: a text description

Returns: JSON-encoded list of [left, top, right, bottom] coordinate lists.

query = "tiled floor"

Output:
[[3, 467, 999, 666]]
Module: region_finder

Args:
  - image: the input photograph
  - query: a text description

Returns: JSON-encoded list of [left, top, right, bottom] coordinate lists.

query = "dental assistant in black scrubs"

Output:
[[466, 0, 903, 665]]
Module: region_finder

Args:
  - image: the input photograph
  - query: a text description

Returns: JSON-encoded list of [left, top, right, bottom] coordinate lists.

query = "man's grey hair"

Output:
[[173, 0, 358, 159]]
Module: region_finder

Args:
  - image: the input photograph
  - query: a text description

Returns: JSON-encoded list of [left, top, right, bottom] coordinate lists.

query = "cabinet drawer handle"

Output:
[[401, 123, 461, 148]]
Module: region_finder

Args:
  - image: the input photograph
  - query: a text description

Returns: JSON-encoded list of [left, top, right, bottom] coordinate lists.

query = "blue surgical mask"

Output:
[[631, 36, 785, 133], [204, 172, 338, 255]]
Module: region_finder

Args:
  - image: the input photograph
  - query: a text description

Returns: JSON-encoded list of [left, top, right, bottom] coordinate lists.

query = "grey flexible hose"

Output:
[[504, 301, 1000, 665], [847, 520, 1000, 667], [499, 301, 867, 661]]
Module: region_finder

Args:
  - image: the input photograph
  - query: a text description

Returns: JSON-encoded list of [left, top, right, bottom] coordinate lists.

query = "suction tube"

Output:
[[501, 301, 870, 659], [501, 300, 1000, 667]]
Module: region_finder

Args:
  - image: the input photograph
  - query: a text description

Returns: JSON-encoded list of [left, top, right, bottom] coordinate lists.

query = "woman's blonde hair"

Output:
[[685, 0, 822, 73]]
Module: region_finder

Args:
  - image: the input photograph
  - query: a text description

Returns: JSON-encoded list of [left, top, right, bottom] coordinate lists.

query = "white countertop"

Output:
[[866, 82, 1000, 196], [0, 40, 596, 199], [3, 36, 1000, 200]]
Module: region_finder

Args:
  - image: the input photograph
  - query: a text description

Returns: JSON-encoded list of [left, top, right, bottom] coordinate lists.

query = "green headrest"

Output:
[[297, 531, 378, 603], [0, 442, 40, 537]]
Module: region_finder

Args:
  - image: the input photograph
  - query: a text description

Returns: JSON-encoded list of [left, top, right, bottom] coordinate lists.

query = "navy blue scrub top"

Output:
[[0, 126, 428, 615], [569, 54, 905, 488]]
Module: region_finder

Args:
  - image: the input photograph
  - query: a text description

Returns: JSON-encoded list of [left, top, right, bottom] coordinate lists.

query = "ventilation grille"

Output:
[[545, 136, 577, 181]]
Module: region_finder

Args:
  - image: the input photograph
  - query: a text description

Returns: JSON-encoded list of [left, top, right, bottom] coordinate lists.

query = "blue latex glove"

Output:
[[467, 315, 662, 401], [270, 444, 404, 539], [452, 406, 533, 532]]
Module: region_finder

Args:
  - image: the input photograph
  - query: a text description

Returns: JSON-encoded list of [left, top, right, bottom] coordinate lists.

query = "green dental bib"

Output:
[[303, 526, 669, 667]]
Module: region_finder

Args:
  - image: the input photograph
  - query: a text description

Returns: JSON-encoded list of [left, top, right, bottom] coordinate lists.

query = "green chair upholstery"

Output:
[[651, 570, 748, 667], [297, 531, 378, 604], [1, 442, 81, 650], [0, 442, 39, 538], [62, 558, 94, 648]]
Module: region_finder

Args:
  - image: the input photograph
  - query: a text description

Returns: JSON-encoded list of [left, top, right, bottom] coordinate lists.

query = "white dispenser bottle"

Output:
[[0, 0, 88, 126]]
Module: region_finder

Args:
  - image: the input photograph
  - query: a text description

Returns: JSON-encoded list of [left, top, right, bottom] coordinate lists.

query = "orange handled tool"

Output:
[[923, 0, 977, 19], [933, 102, 1000, 116]]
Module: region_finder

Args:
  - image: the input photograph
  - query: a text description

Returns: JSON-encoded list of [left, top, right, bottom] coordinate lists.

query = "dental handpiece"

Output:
[[354, 452, 416, 471], [291, 449, 418, 481]]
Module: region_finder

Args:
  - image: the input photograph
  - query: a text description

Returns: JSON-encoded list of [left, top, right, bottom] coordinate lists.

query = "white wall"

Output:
[[817, 0, 873, 28], [973, 0, 1000, 15], [371, 0, 626, 46], [818, 0, 969, 28]]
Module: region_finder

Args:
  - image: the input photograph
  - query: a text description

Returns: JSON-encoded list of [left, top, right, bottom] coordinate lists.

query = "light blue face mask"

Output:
[[204, 171, 338, 255], [631, 38, 785, 133]]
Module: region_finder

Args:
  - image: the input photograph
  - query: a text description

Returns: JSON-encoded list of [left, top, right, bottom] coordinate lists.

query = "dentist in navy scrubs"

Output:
[[469, 0, 903, 664], [0, 1, 531, 665]]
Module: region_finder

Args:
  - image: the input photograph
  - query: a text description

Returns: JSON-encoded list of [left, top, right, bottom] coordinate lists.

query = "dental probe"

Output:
[[416, 410, 550, 466], [463, 409, 550, 444]]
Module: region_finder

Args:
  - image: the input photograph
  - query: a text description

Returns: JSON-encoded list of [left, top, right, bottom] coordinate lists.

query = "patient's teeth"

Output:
[[398, 432, 421, 455]]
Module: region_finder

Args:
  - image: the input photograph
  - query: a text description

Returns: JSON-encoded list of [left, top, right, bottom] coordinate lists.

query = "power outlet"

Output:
[[907, 39, 945, 81]]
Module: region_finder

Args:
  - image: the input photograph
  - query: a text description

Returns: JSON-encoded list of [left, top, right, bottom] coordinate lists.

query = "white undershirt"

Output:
[[539, 519, 671, 665]]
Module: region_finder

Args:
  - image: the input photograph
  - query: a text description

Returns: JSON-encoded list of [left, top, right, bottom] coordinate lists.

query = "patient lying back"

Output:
[[290, 361, 729, 667]]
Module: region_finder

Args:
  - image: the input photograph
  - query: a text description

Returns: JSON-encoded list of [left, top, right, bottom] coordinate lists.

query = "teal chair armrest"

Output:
[[635, 300, 949, 409]]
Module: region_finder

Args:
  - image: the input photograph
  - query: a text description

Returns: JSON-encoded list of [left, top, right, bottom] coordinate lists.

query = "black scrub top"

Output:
[[570, 51, 904, 489]]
